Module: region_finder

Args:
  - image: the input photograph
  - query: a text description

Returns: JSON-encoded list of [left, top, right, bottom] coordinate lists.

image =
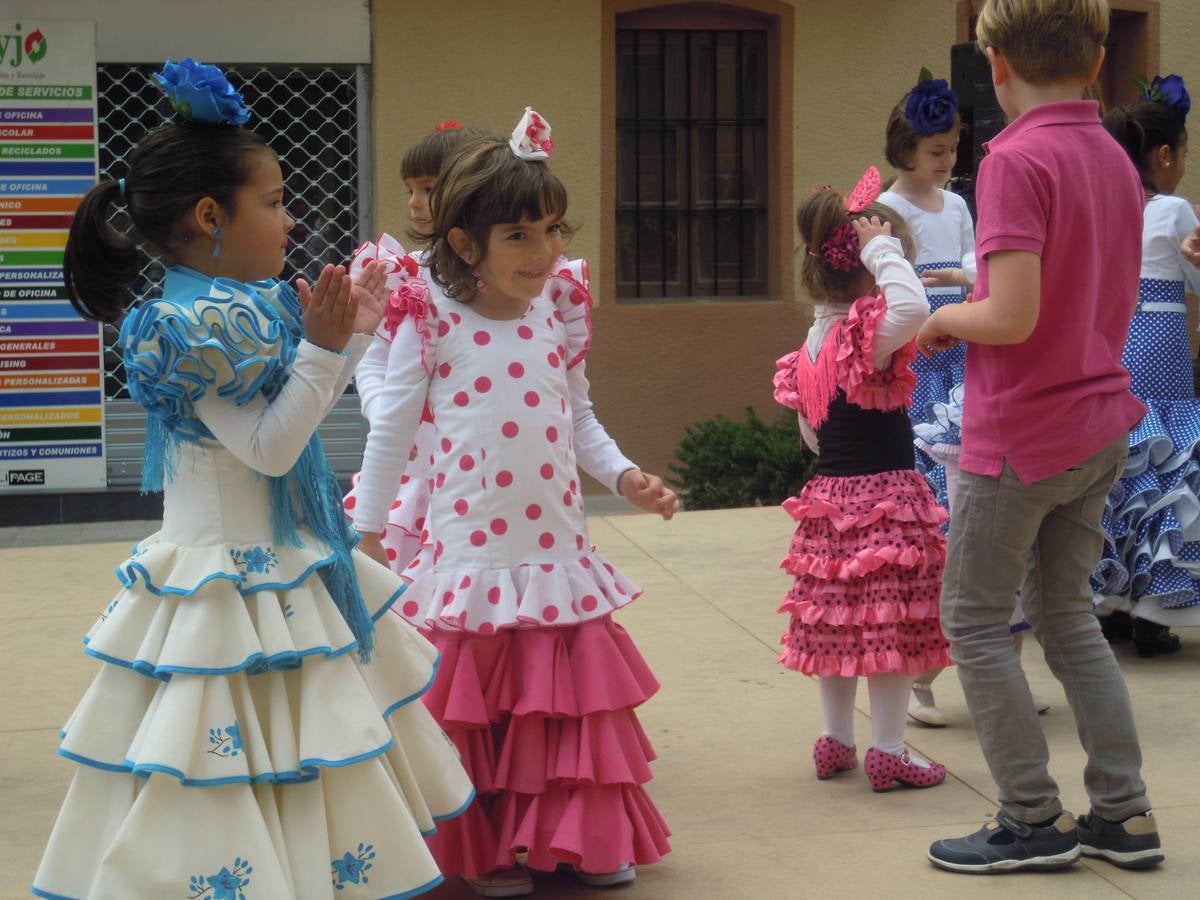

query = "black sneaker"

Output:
[[1076, 811, 1165, 869], [928, 811, 1081, 874]]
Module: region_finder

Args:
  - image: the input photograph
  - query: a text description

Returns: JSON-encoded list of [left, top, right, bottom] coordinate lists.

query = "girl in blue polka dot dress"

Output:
[[1095, 76, 1200, 656]]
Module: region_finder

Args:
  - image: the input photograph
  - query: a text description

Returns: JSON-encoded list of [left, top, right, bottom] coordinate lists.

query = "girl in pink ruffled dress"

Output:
[[774, 168, 952, 792], [350, 110, 678, 896]]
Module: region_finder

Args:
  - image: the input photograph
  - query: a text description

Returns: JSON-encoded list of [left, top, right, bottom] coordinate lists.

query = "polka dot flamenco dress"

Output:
[[773, 295, 953, 678], [31, 269, 475, 900], [1093, 194, 1200, 627], [349, 258, 671, 878]]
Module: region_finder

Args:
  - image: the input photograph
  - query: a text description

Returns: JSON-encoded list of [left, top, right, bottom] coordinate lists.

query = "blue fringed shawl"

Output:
[[119, 267, 375, 661]]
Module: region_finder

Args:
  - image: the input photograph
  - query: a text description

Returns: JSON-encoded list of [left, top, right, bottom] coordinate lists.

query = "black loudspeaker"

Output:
[[950, 42, 1007, 219]]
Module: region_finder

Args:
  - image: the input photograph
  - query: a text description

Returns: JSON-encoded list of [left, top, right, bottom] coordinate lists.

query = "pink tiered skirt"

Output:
[[778, 470, 953, 676], [421, 615, 671, 877]]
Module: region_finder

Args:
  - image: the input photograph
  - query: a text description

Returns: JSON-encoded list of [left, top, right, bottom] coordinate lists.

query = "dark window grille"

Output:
[[96, 64, 363, 399], [616, 28, 767, 300]]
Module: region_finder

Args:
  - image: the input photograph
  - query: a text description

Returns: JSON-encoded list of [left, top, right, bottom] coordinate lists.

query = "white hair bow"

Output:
[[510, 106, 554, 160]]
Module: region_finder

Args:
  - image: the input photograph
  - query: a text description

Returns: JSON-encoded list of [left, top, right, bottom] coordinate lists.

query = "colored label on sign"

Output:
[[0, 232, 68, 248], [0, 21, 105, 491], [0, 197, 80, 213], [0, 125, 94, 141]]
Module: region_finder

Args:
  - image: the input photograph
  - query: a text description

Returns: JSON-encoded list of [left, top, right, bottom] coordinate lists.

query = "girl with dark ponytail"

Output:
[[33, 59, 473, 900], [1093, 76, 1200, 657]]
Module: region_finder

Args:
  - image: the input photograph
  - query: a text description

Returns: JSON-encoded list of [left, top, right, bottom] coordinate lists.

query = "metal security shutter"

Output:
[[96, 63, 371, 486]]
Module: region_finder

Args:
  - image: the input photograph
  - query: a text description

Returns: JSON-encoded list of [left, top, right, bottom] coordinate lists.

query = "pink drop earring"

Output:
[[472, 267, 487, 292]]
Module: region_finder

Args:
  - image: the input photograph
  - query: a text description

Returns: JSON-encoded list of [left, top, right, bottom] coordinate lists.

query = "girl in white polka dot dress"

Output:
[[350, 111, 678, 896], [1095, 80, 1200, 655]]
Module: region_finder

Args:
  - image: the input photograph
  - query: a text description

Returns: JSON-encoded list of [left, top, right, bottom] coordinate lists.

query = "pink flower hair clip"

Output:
[[804, 166, 881, 271], [510, 106, 553, 160]]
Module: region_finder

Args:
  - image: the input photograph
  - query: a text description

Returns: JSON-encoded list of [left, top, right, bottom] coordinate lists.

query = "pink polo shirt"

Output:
[[961, 100, 1146, 483]]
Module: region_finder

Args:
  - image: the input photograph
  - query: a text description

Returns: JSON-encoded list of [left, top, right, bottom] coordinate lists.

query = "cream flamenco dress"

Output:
[[31, 266, 474, 900]]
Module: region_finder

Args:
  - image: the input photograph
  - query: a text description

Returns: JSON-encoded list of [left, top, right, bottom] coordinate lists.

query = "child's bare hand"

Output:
[[920, 267, 969, 288], [1182, 218, 1200, 267], [350, 259, 388, 334], [916, 314, 960, 358], [618, 469, 680, 520], [356, 532, 391, 568], [851, 215, 891, 248], [297, 264, 357, 352]]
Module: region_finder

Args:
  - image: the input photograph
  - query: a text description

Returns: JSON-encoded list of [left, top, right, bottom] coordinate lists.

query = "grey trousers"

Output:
[[940, 436, 1151, 823]]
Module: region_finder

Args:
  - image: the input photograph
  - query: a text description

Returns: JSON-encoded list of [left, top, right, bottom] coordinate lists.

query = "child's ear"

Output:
[[448, 227, 477, 265], [190, 197, 225, 241], [1086, 45, 1106, 86], [983, 45, 1009, 87]]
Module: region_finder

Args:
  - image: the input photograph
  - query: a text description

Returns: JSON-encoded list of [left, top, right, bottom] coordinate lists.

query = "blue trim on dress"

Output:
[[56, 748, 134, 774], [127, 761, 319, 787], [372, 583, 406, 622], [428, 787, 477, 832], [31, 886, 79, 900], [381, 655, 440, 719], [58, 738, 396, 786], [115, 550, 339, 597]]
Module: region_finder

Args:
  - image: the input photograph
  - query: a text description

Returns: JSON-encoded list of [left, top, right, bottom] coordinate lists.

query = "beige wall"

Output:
[[372, 0, 1199, 492]]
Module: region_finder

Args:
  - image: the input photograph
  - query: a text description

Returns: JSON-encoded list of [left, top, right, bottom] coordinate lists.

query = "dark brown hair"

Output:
[[63, 122, 272, 322], [400, 124, 491, 181], [1103, 100, 1188, 193], [797, 190, 913, 302], [885, 93, 962, 171], [423, 138, 572, 301]]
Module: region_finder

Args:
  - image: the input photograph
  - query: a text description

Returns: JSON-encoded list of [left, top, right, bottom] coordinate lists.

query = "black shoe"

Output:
[[1099, 611, 1133, 643], [1076, 811, 1165, 869], [928, 811, 1081, 874], [1132, 618, 1182, 658]]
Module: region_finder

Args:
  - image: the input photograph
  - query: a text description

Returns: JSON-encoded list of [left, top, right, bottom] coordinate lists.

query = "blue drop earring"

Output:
[[211, 227, 223, 259]]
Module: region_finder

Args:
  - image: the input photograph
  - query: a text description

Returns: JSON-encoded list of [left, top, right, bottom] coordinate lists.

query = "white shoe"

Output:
[[574, 863, 636, 887], [908, 685, 948, 727], [1032, 691, 1051, 714], [465, 868, 534, 897]]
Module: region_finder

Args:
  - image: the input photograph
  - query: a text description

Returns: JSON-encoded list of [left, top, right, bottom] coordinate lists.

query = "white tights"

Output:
[[819, 674, 930, 762]]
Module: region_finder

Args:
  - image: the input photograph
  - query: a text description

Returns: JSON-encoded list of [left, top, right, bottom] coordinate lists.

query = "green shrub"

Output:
[[669, 407, 818, 510]]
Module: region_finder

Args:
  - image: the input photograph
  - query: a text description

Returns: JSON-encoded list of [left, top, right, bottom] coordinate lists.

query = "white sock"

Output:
[[818, 676, 858, 746], [868, 673, 931, 767]]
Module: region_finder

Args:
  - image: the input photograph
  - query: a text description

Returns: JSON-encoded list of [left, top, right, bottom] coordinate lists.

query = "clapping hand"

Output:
[[296, 264, 357, 353], [350, 259, 388, 334]]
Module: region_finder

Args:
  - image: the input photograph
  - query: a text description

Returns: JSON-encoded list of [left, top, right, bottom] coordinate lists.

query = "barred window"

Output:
[[98, 64, 367, 399], [616, 27, 768, 300]]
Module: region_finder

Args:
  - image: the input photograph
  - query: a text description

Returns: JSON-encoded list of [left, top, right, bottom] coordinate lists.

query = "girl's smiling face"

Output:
[[474, 212, 565, 304]]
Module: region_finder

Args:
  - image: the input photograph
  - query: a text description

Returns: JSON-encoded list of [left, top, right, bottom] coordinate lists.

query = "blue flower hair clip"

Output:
[[1136, 74, 1190, 120], [152, 58, 251, 126], [905, 67, 959, 136]]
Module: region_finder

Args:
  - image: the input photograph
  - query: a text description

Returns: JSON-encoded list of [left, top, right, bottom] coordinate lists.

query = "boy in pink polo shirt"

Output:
[[920, 0, 1162, 875]]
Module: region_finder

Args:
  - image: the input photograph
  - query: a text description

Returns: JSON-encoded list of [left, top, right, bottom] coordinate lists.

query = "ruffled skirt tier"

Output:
[[420, 616, 671, 877], [33, 535, 474, 900], [1093, 307, 1200, 624], [778, 471, 953, 677]]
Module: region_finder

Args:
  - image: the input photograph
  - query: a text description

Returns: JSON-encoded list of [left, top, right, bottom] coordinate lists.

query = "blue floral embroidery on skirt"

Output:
[[331, 843, 375, 888], [230, 545, 279, 576], [188, 857, 252, 899], [207, 722, 243, 758]]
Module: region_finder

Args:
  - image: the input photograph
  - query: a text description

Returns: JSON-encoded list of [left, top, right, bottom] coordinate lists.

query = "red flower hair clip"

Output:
[[434, 119, 464, 132]]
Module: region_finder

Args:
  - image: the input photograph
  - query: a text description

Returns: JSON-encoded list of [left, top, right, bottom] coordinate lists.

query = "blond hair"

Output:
[[976, 0, 1109, 85]]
